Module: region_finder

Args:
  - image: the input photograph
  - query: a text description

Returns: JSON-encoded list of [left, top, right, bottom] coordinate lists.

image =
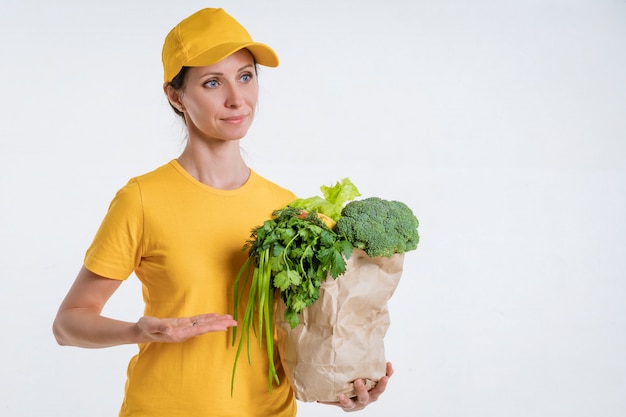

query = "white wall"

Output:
[[1, 0, 625, 416]]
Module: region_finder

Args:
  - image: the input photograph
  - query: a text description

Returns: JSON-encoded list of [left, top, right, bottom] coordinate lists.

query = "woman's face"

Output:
[[179, 49, 259, 142]]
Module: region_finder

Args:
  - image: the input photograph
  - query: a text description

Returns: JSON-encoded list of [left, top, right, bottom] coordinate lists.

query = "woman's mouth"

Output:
[[222, 115, 248, 124]]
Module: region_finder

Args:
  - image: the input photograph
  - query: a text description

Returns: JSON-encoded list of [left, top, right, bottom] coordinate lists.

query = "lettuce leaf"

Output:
[[288, 178, 361, 221]]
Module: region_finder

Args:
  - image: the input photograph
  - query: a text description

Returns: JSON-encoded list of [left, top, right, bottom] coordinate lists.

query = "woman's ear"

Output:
[[163, 83, 184, 112]]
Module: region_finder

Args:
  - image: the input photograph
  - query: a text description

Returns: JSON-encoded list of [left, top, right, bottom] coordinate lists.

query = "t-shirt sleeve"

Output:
[[84, 179, 143, 280]]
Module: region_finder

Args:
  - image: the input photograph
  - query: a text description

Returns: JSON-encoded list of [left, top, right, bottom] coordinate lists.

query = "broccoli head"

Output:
[[335, 197, 419, 257]]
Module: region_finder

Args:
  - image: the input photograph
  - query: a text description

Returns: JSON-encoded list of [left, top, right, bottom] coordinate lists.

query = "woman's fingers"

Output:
[[319, 362, 394, 412], [138, 314, 237, 343], [188, 313, 237, 331]]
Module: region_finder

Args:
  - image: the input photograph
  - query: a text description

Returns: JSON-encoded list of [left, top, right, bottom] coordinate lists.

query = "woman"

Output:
[[53, 8, 391, 416]]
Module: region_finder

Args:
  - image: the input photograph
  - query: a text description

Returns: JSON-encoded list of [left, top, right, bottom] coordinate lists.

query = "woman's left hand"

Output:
[[319, 362, 394, 412]]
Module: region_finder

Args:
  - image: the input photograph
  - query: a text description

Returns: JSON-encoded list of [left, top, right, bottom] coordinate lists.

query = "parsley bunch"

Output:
[[231, 206, 352, 394], [266, 207, 353, 327]]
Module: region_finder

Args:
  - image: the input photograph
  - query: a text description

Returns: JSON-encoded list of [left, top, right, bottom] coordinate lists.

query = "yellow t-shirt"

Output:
[[85, 160, 297, 417]]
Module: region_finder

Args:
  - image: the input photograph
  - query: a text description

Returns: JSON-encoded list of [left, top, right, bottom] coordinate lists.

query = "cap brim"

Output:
[[186, 42, 279, 68]]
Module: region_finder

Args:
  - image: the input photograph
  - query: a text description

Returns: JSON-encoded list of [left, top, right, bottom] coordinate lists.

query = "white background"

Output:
[[1, 0, 625, 416]]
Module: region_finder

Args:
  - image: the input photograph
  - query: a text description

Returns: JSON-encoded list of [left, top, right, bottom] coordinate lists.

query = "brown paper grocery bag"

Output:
[[275, 248, 404, 402]]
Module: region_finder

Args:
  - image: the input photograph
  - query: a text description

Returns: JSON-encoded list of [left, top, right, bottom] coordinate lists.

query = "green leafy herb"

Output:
[[231, 206, 352, 395]]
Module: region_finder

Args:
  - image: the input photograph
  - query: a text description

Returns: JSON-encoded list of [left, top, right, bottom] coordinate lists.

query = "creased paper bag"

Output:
[[275, 248, 404, 402]]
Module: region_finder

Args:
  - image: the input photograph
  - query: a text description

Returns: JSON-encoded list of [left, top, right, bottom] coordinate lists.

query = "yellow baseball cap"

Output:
[[162, 8, 279, 82]]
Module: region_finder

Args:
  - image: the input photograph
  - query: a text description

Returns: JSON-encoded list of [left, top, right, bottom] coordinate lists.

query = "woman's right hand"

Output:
[[136, 314, 237, 343], [53, 266, 236, 348]]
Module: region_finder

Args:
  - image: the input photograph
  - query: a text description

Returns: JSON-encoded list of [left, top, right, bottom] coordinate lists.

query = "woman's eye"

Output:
[[204, 80, 219, 88], [240, 73, 252, 83]]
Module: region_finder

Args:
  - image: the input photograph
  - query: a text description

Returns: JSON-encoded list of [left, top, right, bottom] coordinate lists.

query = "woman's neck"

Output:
[[176, 139, 250, 190]]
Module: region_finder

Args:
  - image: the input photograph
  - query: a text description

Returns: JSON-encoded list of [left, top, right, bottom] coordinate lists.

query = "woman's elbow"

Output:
[[52, 314, 71, 346]]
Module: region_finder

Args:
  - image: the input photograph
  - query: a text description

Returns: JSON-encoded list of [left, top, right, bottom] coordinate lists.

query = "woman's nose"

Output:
[[225, 85, 244, 108]]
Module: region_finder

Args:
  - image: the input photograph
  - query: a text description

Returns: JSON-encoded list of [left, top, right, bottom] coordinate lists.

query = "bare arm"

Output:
[[52, 266, 236, 348]]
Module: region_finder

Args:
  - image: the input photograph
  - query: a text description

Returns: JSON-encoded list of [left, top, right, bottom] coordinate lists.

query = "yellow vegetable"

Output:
[[317, 213, 336, 229]]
